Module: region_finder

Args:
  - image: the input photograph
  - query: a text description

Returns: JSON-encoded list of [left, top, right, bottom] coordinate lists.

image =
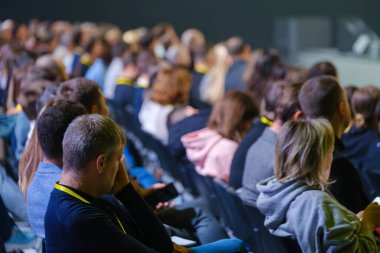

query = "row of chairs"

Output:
[[115, 107, 302, 252], [192, 172, 301, 253]]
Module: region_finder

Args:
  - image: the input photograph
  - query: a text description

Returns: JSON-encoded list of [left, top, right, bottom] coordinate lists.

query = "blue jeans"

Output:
[[190, 239, 247, 253], [0, 165, 27, 221], [0, 196, 13, 253]]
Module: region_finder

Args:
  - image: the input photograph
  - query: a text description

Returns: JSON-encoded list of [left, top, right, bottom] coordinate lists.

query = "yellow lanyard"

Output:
[[55, 183, 127, 235], [260, 116, 274, 126]]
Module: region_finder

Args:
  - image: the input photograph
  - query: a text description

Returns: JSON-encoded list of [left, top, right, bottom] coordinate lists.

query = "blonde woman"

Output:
[[256, 118, 380, 252], [199, 44, 229, 105]]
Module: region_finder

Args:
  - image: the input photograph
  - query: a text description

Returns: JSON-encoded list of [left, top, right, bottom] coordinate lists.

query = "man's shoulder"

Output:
[[46, 189, 102, 228]]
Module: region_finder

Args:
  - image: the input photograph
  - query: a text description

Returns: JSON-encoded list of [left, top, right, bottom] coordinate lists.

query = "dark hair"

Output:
[[36, 84, 59, 113], [208, 90, 259, 142], [344, 86, 358, 119], [245, 49, 286, 108], [70, 28, 82, 47], [37, 101, 87, 160], [351, 86, 380, 130], [308, 61, 337, 79], [56, 77, 102, 113], [17, 79, 54, 120], [285, 66, 309, 84], [63, 115, 126, 170], [269, 81, 302, 123], [298, 76, 343, 121]]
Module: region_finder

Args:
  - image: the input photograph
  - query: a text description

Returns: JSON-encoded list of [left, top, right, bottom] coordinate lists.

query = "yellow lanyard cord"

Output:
[[54, 183, 127, 235], [260, 116, 274, 126]]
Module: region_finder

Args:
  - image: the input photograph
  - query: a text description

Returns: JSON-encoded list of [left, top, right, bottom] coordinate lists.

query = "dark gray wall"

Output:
[[2, 0, 380, 48]]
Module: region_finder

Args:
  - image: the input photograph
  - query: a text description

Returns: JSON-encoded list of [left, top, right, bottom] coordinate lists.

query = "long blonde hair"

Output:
[[274, 118, 335, 190], [200, 44, 229, 104], [18, 125, 43, 197]]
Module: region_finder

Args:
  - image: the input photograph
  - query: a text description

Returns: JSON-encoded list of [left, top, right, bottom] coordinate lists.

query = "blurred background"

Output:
[[2, 0, 380, 85]]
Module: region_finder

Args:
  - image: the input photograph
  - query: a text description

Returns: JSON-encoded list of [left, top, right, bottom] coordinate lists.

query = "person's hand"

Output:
[[362, 203, 380, 230], [134, 182, 166, 197], [155, 200, 175, 211], [185, 106, 198, 117], [356, 210, 364, 220], [173, 243, 191, 253], [110, 162, 130, 195]]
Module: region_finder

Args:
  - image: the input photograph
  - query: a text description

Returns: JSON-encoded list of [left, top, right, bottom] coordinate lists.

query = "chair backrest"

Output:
[[115, 107, 181, 179], [213, 179, 266, 252], [243, 204, 302, 253], [190, 173, 222, 218]]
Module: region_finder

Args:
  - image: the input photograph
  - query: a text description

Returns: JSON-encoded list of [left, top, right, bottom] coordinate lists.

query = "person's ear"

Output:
[[338, 101, 347, 117], [90, 104, 98, 114], [292, 110, 303, 121], [96, 154, 106, 175]]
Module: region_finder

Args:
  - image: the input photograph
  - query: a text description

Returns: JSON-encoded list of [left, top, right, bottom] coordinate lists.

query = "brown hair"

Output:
[[151, 67, 192, 105], [351, 86, 380, 130], [245, 49, 286, 108], [308, 61, 337, 79], [56, 77, 102, 113], [275, 118, 335, 190], [271, 81, 302, 123], [298, 76, 343, 122], [208, 90, 259, 142], [344, 86, 358, 120]]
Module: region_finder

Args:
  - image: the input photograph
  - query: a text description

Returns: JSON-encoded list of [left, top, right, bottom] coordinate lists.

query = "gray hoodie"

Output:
[[256, 177, 378, 253]]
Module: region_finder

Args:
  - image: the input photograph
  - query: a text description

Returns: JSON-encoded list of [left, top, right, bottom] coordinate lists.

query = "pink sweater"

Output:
[[181, 128, 238, 183]]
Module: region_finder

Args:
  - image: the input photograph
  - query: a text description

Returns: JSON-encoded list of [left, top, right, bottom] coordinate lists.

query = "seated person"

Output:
[[182, 91, 258, 183], [27, 99, 227, 245], [139, 66, 195, 144], [299, 76, 368, 213], [44, 115, 246, 253], [27, 101, 87, 238], [257, 118, 380, 252], [342, 86, 380, 169], [229, 78, 289, 189], [239, 81, 302, 206]]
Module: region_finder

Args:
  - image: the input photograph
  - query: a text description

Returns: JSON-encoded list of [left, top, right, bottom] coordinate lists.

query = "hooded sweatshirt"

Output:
[[256, 177, 378, 253], [181, 128, 238, 183]]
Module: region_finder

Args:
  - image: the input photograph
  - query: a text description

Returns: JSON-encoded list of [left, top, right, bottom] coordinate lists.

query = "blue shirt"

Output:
[[27, 162, 62, 238], [85, 58, 107, 90]]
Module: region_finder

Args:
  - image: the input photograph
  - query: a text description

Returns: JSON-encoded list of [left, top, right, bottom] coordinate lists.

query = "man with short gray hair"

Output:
[[44, 114, 174, 252]]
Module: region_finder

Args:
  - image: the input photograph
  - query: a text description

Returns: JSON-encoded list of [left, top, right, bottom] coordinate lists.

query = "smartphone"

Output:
[[144, 183, 179, 208], [372, 197, 380, 205]]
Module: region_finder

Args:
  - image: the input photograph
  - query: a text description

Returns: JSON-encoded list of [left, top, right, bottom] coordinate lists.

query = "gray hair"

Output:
[[62, 114, 126, 171]]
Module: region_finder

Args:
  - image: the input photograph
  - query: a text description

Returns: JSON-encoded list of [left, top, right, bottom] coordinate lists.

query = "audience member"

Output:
[[257, 118, 380, 252], [199, 44, 229, 105], [342, 86, 380, 168], [182, 91, 258, 183], [308, 61, 338, 79], [239, 81, 302, 205], [298, 76, 368, 213], [27, 101, 87, 238], [224, 36, 251, 91], [45, 114, 246, 253], [139, 67, 194, 144], [245, 49, 285, 109]]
